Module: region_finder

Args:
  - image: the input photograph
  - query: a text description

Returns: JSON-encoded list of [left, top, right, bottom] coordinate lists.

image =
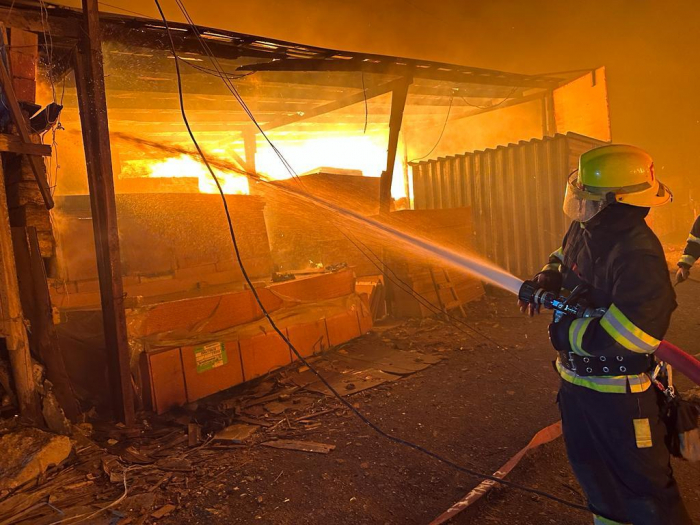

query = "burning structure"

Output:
[[0, 1, 611, 426]]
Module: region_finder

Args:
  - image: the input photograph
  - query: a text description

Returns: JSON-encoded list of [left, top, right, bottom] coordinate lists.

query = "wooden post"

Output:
[[402, 131, 410, 208], [0, 161, 41, 422], [542, 90, 557, 137], [12, 226, 80, 421], [379, 78, 411, 214], [73, 0, 134, 425]]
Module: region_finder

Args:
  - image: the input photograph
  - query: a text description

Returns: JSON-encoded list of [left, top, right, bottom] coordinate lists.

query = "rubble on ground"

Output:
[[0, 427, 72, 492], [0, 319, 448, 524]]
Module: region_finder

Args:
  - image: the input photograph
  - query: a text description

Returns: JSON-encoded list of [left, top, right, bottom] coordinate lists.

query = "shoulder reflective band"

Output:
[[688, 233, 700, 245], [568, 317, 594, 356], [600, 304, 660, 354], [680, 254, 698, 267]]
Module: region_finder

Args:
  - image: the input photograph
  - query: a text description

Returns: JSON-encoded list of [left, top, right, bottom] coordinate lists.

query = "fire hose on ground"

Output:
[[518, 280, 700, 386]]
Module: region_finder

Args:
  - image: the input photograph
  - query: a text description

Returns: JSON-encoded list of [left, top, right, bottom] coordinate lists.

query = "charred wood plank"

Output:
[[73, 0, 134, 425], [0, 133, 51, 156], [379, 78, 411, 214], [11, 226, 81, 421], [0, 153, 41, 422]]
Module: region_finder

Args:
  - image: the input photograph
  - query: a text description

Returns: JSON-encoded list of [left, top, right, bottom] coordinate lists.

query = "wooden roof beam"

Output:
[[258, 75, 410, 132], [238, 59, 560, 89]]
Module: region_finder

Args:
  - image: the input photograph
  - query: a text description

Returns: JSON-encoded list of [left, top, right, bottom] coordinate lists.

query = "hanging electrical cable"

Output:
[[167, 0, 555, 388], [151, 0, 586, 512], [409, 95, 453, 163]]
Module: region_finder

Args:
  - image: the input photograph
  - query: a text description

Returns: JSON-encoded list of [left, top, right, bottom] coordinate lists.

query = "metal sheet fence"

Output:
[[411, 133, 606, 278]]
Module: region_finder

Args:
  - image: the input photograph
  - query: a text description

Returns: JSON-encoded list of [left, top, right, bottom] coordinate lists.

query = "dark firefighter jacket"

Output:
[[678, 215, 700, 269], [546, 204, 677, 394]]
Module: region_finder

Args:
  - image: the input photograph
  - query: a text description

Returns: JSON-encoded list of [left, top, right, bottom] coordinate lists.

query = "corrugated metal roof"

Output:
[[3, 0, 566, 90]]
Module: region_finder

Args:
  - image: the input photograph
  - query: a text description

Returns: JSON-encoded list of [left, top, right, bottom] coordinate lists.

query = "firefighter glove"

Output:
[[533, 270, 563, 294]]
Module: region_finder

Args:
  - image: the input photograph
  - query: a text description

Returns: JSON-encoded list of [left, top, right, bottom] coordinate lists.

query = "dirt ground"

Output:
[[144, 281, 699, 525]]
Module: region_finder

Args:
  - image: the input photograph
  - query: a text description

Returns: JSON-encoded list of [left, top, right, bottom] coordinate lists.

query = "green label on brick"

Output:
[[194, 342, 227, 373]]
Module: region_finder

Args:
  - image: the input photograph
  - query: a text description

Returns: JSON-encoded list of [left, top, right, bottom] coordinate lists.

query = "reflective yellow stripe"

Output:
[[556, 359, 651, 394], [557, 359, 627, 393], [600, 304, 660, 354], [568, 318, 594, 356], [627, 374, 652, 393], [633, 418, 653, 448], [550, 247, 564, 263], [542, 247, 564, 271], [687, 233, 700, 245], [679, 254, 697, 267], [594, 514, 631, 525]]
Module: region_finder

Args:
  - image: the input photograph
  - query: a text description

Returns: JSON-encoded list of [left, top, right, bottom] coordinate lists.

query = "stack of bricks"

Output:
[[8, 29, 38, 104], [4, 29, 54, 258]]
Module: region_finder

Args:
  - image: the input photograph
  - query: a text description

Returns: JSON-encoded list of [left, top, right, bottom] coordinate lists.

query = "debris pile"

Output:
[[0, 321, 447, 524]]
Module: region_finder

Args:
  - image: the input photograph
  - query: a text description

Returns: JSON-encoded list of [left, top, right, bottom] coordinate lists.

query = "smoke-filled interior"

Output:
[[7, 3, 629, 415]]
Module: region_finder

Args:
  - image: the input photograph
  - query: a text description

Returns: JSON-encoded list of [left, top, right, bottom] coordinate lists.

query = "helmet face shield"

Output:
[[562, 171, 611, 222]]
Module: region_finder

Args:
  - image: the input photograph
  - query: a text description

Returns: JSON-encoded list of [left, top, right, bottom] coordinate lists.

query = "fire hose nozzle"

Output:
[[518, 280, 600, 319], [518, 280, 539, 303], [518, 280, 555, 308]]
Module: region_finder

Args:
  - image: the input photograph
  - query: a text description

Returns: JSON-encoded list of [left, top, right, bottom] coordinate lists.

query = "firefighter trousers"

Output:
[[558, 380, 693, 525]]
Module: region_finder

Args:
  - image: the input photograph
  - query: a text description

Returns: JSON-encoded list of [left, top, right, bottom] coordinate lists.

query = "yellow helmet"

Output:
[[563, 144, 672, 222]]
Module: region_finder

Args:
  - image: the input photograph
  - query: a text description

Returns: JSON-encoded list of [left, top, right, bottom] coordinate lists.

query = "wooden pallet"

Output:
[[429, 267, 466, 318]]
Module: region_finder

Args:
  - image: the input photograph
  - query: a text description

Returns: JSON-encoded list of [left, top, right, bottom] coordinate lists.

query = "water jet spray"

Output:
[[115, 131, 700, 387]]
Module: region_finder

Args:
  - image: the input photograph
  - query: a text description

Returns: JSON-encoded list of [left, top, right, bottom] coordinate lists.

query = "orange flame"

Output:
[[132, 154, 250, 194]]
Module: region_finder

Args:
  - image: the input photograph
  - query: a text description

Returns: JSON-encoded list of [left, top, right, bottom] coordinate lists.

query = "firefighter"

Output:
[[519, 145, 692, 525], [676, 215, 700, 283]]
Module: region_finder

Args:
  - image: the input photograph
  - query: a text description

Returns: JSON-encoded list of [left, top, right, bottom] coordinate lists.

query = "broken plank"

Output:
[[0, 133, 51, 156], [235, 415, 273, 428], [151, 504, 176, 519], [243, 386, 300, 408], [262, 440, 335, 454], [294, 408, 335, 422], [212, 423, 258, 444]]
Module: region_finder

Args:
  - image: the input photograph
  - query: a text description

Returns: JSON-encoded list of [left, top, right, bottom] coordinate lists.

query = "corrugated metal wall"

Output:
[[411, 133, 606, 278]]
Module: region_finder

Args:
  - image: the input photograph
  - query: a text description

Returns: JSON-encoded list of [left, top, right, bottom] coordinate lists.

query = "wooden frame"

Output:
[[73, 0, 134, 425]]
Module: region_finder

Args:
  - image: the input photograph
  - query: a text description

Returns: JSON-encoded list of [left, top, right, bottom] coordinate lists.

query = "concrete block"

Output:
[[239, 332, 292, 380], [286, 320, 329, 360], [181, 341, 244, 402], [0, 428, 71, 491], [142, 348, 187, 414], [325, 310, 361, 346]]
